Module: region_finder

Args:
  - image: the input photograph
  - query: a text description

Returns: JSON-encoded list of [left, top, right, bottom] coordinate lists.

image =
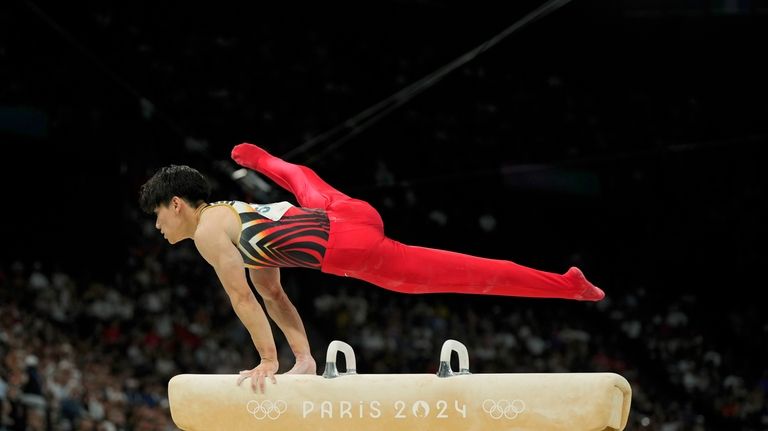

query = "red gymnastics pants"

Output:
[[232, 143, 604, 301]]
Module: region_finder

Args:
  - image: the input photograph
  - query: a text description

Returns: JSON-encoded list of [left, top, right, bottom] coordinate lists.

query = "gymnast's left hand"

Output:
[[237, 358, 278, 393]]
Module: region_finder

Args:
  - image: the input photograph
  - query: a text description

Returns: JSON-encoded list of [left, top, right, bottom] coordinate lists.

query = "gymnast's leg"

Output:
[[232, 143, 604, 301], [231, 143, 349, 209], [335, 234, 604, 301]]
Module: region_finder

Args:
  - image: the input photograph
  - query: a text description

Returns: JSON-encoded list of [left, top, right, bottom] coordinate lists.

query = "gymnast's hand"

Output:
[[286, 354, 317, 375], [237, 358, 278, 393]]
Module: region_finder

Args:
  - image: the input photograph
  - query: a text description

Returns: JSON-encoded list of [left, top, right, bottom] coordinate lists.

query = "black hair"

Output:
[[139, 165, 211, 214]]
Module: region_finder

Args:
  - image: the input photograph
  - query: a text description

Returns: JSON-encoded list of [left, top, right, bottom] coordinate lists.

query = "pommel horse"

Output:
[[168, 339, 631, 430]]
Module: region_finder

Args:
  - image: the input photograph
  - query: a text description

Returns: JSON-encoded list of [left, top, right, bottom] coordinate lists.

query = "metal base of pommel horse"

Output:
[[169, 339, 632, 430]]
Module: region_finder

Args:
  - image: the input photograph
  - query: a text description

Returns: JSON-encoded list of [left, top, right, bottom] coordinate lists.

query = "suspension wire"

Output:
[[21, 0, 578, 191], [282, 0, 574, 163]]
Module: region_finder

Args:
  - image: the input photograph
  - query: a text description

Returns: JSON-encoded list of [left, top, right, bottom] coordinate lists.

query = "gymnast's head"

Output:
[[139, 165, 211, 244]]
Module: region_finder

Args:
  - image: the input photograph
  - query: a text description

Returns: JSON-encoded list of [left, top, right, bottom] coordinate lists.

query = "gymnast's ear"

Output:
[[170, 196, 185, 212]]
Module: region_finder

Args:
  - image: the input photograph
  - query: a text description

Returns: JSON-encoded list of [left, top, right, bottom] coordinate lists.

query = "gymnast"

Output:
[[138, 143, 604, 393]]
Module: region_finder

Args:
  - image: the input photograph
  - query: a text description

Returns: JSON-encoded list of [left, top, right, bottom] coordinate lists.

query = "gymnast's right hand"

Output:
[[237, 358, 278, 393]]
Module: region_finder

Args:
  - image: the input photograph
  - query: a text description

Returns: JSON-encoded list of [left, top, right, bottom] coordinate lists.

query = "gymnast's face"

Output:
[[154, 198, 184, 244]]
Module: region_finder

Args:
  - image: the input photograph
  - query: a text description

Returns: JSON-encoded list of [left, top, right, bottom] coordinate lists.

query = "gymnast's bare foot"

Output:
[[286, 355, 317, 375], [565, 267, 605, 301]]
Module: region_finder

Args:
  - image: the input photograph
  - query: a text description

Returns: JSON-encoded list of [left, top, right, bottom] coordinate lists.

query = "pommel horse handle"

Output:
[[437, 339, 471, 377], [322, 340, 357, 378]]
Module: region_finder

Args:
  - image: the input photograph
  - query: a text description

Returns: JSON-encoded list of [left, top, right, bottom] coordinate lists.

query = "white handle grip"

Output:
[[322, 340, 357, 378], [437, 339, 471, 377]]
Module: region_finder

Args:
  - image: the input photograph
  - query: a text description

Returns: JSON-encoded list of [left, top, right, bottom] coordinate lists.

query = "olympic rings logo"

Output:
[[246, 400, 288, 420], [482, 399, 526, 420]]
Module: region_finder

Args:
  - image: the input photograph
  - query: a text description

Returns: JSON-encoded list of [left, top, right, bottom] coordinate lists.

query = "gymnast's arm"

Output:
[[194, 222, 279, 393]]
